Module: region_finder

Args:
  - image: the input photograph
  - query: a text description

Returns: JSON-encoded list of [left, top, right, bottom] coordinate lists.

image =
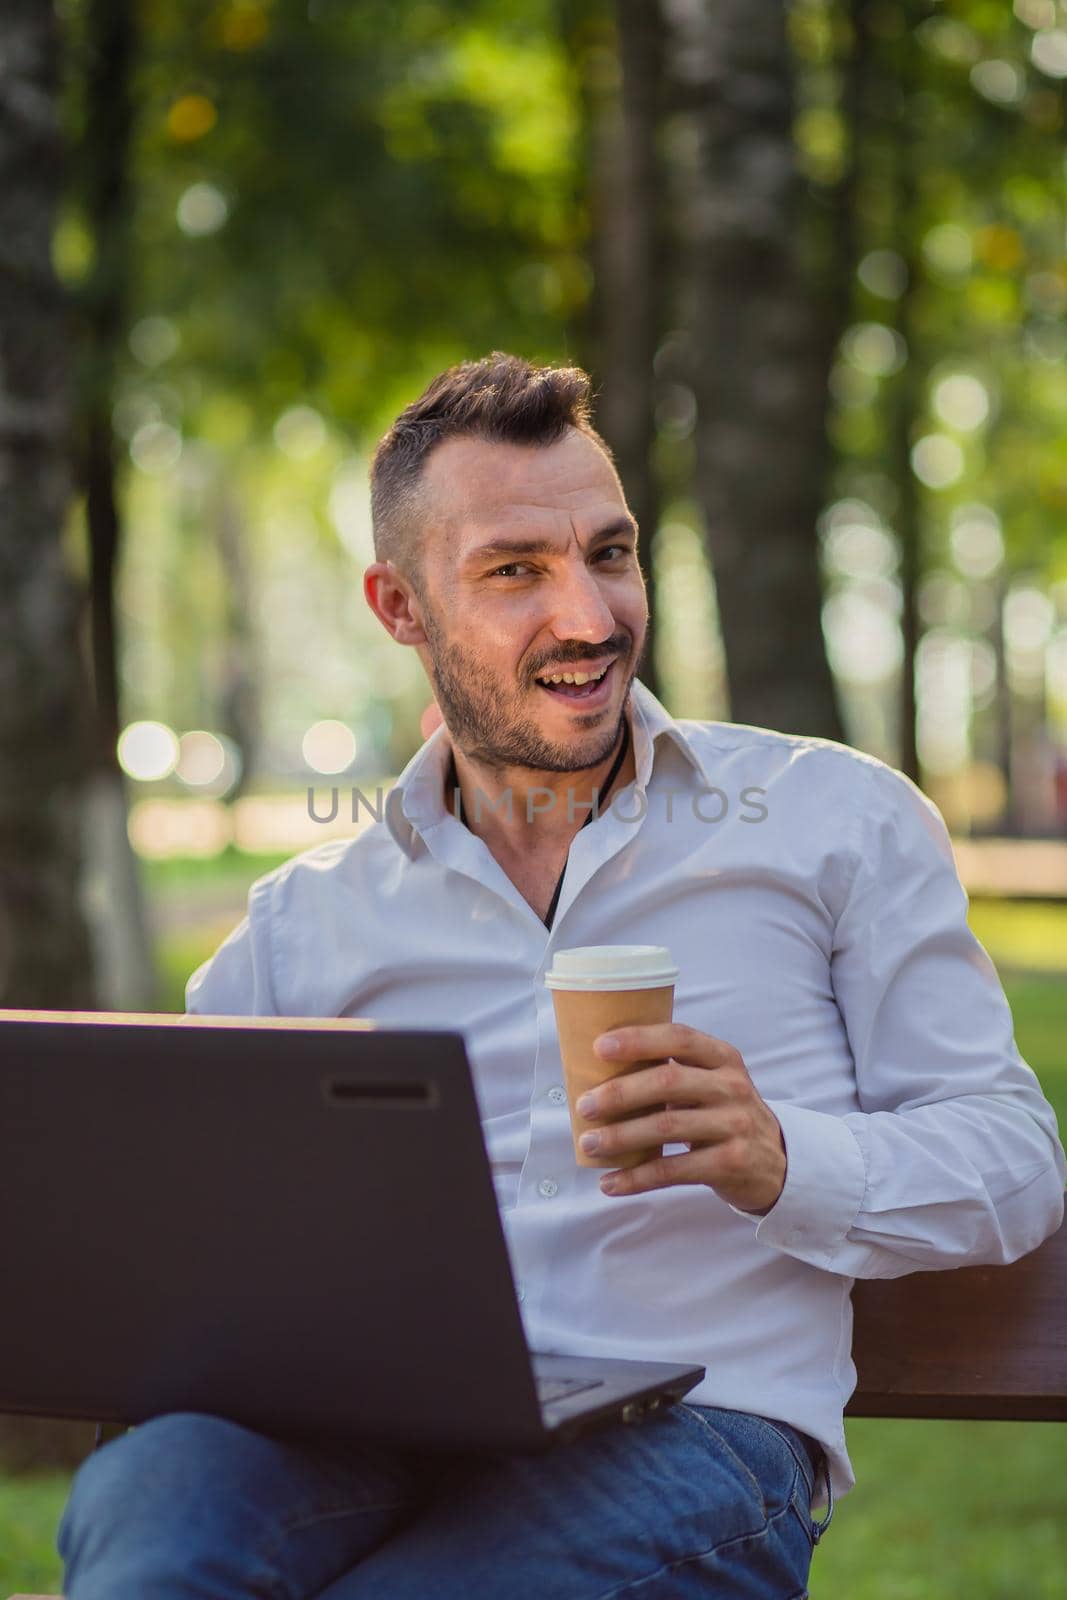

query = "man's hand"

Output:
[[574, 1023, 787, 1214]]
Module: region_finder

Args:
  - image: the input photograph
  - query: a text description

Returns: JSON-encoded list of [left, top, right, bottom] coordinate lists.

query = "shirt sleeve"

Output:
[[731, 758, 1066, 1278], [184, 874, 279, 1016]]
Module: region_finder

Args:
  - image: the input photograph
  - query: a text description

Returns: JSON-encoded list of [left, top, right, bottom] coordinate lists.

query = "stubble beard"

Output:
[[420, 601, 644, 777]]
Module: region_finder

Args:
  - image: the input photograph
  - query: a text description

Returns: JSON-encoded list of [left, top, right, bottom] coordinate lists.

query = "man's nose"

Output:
[[546, 560, 616, 642]]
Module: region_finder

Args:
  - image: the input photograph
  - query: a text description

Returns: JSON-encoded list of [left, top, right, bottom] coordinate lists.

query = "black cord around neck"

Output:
[[445, 718, 631, 928], [541, 717, 630, 929]]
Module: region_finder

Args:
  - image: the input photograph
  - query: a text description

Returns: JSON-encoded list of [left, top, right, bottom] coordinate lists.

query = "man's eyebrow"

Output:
[[462, 519, 638, 569]]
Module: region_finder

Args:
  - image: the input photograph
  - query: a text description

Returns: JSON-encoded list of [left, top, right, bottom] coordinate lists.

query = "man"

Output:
[[58, 353, 1066, 1599]]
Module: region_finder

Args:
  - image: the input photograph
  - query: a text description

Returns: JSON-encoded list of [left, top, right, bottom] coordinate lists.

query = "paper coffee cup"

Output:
[[545, 946, 678, 1170]]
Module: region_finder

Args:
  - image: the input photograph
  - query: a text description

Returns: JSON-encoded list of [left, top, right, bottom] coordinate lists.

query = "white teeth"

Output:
[[538, 664, 610, 687]]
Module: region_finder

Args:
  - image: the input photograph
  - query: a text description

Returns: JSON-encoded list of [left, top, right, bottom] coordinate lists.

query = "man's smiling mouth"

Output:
[[534, 659, 616, 701]]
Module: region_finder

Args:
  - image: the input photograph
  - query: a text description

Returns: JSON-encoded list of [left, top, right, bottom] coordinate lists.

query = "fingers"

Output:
[[576, 1059, 730, 1124], [594, 1022, 737, 1071], [599, 1147, 720, 1196], [579, 1103, 691, 1159], [581, 1100, 744, 1162]]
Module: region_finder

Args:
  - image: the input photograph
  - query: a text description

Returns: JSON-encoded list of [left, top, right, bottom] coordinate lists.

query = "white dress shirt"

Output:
[[186, 677, 1066, 1511]]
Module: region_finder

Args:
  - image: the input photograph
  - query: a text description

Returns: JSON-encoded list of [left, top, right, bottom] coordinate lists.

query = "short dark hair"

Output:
[[369, 352, 614, 592]]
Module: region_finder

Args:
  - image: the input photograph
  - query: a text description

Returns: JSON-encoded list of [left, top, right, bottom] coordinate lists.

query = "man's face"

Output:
[[412, 428, 649, 775]]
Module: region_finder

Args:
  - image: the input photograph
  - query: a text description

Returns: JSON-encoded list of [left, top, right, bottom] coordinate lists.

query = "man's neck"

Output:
[[445, 716, 635, 860]]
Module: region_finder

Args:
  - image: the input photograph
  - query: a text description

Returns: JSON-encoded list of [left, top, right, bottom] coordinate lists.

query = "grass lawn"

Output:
[[2, 875, 1064, 1598], [808, 1417, 1066, 1599], [0, 1473, 70, 1596]]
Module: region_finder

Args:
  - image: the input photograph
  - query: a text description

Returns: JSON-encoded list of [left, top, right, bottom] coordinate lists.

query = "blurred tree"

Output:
[[879, 3, 925, 783], [662, 0, 846, 739], [60, 0, 604, 776], [581, 0, 667, 697], [823, 0, 1067, 815], [69, 0, 158, 1007], [124, 0, 589, 435], [0, 0, 95, 1008], [50, 0, 1067, 820], [211, 477, 260, 800]]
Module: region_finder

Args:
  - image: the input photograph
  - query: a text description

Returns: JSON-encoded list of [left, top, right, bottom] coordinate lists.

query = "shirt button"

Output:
[[516, 1281, 526, 1302], [548, 1085, 567, 1106], [537, 1177, 559, 1198]]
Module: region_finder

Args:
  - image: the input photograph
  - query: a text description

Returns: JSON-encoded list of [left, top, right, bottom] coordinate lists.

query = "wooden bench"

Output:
[[845, 1217, 1066, 1422], [10, 1220, 1065, 1599]]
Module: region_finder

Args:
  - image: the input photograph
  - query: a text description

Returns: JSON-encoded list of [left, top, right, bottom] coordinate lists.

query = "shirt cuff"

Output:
[[728, 1100, 868, 1269]]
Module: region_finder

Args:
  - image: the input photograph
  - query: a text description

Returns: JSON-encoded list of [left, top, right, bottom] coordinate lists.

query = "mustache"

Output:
[[528, 637, 630, 680]]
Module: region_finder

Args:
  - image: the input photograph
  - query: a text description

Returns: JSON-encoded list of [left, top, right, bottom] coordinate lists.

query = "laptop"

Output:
[[0, 1011, 704, 1454]]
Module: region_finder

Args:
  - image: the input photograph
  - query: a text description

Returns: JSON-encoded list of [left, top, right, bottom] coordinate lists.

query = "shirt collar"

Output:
[[385, 676, 707, 858]]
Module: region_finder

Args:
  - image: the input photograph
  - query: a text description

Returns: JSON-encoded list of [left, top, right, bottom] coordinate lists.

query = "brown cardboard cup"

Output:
[[545, 946, 678, 1170]]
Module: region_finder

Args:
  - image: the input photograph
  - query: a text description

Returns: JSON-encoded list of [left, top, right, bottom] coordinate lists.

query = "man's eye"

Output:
[[490, 546, 630, 579]]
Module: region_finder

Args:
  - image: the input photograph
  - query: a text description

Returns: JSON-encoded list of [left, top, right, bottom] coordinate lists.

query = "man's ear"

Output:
[[363, 561, 427, 646]]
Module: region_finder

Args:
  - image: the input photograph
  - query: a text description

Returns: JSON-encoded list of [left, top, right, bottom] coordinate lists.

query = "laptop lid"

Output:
[[0, 1012, 703, 1455]]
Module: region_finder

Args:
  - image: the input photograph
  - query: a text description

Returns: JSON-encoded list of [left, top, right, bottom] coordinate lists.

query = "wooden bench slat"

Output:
[[847, 1219, 1067, 1419]]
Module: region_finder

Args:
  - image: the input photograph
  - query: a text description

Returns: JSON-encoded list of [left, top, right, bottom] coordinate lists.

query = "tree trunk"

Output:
[[663, 0, 845, 739], [586, 0, 667, 697], [213, 477, 260, 801], [989, 572, 1016, 835], [886, 213, 922, 785], [0, 0, 102, 1469], [0, 0, 96, 1008], [76, 0, 158, 1009]]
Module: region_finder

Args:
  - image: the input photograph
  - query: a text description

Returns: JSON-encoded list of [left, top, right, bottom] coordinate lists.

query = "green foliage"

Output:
[[53, 0, 1067, 781], [55, 0, 614, 763], [59, 0, 592, 442], [809, 0, 1067, 577]]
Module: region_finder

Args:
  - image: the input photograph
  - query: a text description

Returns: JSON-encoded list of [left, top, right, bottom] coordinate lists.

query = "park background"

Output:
[[2, 0, 1065, 1593]]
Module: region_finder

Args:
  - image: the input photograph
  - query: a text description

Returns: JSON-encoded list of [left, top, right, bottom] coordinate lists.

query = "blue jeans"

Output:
[[57, 1403, 834, 1598]]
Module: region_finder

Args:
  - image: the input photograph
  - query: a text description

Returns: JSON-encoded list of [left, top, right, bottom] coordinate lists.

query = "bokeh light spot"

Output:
[[932, 374, 990, 431], [857, 249, 908, 300], [176, 730, 227, 786], [220, 2, 270, 51], [1004, 587, 1055, 652], [823, 520, 898, 580], [1014, 0, 1056, 28], [118, 721, 180, 782], [167, 94, 217, 142], [922, 224, 973, 278], [274, 405, 327, 460], [129, 316, 180, 366], [302, 720, 357, 775], [177, 182, 229, 236], [328, 460, 374, 563], [130, 421, 182, 474], [974, 224, 1024, 272], [822, 591, 903, 684], [1032, 29, 1067, 78], [911, 435, 965, 489], [949, 505, 1004, 579], [841, 322, 907, 377], [970, 60, 1024, 104]]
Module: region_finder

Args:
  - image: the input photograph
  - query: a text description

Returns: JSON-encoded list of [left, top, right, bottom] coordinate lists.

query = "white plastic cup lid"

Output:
[[544, 944, 678, 992]]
